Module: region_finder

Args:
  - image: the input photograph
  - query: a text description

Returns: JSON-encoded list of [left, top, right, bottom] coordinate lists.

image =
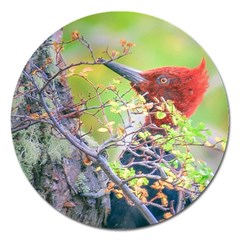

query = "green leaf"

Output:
[[138, 132, 146, 140], [155, 111, 166, 119], [173, 160, 179, 169], [142, 178, 149, 185], [196, 122, 205, 130], [98, 127, 108, 132], [109, 100, 119, 108]]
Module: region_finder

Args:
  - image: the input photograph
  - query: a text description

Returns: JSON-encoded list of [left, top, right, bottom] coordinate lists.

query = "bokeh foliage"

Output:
[[61, 12, 229, 164]]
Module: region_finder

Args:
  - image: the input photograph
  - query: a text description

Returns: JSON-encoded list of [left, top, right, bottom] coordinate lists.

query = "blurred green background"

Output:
[[61, 12, 229, 170]]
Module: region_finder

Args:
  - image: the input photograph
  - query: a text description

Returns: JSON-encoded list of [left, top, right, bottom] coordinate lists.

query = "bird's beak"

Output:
[[101, 59, 146, 84]]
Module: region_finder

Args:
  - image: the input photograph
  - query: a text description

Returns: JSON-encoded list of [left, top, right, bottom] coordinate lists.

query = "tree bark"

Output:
[[11, 29, 110, 228]]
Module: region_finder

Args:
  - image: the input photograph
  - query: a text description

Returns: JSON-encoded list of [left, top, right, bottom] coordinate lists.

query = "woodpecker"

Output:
[[102, 59, 209, 229]]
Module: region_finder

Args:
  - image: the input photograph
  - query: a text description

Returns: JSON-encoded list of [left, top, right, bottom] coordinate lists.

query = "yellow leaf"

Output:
[[40, 113, 48, 119], [63, 201, 76, 208], [163, 212, 173, 219], [113, 79, 121, 84], [52, 41, 63, 52], [94, 167, 102, 172], [205, 141, 212, 147], [140, 197, 148, 203], [127, 42, 136, 47], [30, 113, 40, 120], [68, 66, 77, 73], [161, 197, 168, 206], [79, 67, 93, 77], [106, 121, 115, 127], [138, 132, 145, 140], [107, 85, 116, 91], [45, 57, 52, 65], [120, 39, 127, 47], [97, 83, 105, 88], [110, 107, 117, 113], [167, 177, 174, 183], [116, 193, 123, 199], [53, 41, 60, 51], [221, 141, 226, 151], [199, 184, 205, 192], [163, 181, 174, 190], [145, 102, 154, 110], [108, 181, 115, 189], [138, 95, 146, 103], [65, 73, 74, 78], [83, 156, 92, 166], [136, 179, 143, 187], [127, 103, 136, 109], [31, 69, 38, 75], [98, 127, 108, 132], [82, 67, 93, 73], [117, 126, 125, 137], [120, 106, 128, 111], [150, 181, 160, 190], [71, 30, 80, 40], [114, 189, 124, 199], [111, 50, 119, 58], [109, 100, 119, 107]]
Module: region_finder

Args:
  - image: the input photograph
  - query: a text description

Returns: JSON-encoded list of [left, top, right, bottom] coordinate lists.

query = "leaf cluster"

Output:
[[109, 100, 225, 201]]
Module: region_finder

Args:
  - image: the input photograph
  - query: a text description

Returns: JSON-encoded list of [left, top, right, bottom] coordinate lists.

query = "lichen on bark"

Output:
[[11, 29, 110, 228]]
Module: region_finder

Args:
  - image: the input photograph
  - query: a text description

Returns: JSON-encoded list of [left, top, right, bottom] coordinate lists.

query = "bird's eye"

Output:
[[160, 77, 168, 84], [156, 76, 169, 85]]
